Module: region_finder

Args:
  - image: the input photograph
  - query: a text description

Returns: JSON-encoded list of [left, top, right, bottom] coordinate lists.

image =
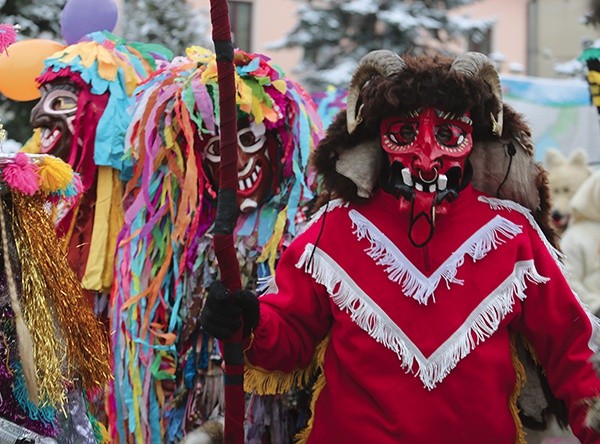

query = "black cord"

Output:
[[495, 141, 516, 197], [308, 195, 330, 268]]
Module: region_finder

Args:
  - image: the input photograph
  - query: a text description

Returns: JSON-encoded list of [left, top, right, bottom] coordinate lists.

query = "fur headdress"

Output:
[[312, 50, 556, 247]]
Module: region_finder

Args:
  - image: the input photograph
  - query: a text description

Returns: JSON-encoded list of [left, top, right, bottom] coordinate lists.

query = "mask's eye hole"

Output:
[[387, 122, 417, 145], [435, 124, 467, 148], [238, 127, 266, 153], [51, 96, 77, 111], [42, 89, 79, 115], [205, 136, 220, 162]]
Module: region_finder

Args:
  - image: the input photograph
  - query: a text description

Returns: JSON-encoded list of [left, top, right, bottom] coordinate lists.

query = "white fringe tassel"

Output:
[[349, 210, 522, 305], [478, 196, 565, 267], [297, 245, 548, 390], [479, 197, 600, 353]]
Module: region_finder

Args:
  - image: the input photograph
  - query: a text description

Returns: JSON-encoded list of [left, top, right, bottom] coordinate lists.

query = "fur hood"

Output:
[[311, 52, 557, 248]]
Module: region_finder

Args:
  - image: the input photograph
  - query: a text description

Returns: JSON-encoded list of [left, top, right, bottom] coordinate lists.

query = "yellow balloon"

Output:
[[0, 39, 66, 102]]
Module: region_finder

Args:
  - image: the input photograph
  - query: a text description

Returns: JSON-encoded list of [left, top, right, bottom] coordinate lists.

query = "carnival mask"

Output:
[[381, 107, 473, 247], [30, 81, 79, 162], [204, 120, 275, 213]]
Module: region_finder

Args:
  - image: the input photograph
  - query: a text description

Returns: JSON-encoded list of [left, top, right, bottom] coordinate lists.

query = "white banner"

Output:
[[501, 75, 600, 165]]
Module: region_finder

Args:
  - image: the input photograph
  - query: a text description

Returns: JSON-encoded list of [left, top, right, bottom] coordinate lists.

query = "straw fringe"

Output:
[[244, 335, 329, 396], [509, 333, 527, 444], [295, 368, 327, 444], [350, 210, 522, 305], [298, 244, 548, 390]]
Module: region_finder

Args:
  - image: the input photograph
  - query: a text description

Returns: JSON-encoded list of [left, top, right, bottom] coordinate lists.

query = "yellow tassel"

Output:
[[0, 199, 39, 405], [245, 336, 330, 443], [509, 333, 527, 444], [37, 155, 74, 193], [244, 335, 329, 396], [98, 422, 110, 444]]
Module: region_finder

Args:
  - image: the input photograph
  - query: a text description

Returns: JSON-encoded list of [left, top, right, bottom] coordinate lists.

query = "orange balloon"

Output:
[[0, 39, 66, 102]]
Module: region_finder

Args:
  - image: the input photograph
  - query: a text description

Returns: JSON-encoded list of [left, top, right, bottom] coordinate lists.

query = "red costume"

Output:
[[247, 186, 600, 443]]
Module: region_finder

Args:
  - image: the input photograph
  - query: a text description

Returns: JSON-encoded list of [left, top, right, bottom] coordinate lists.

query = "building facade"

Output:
[[190, 0, 600, 80]]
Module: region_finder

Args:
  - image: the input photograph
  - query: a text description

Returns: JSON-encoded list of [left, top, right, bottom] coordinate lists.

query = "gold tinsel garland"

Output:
[[0, 197, 39, 405], [10, 192, 111, 394], [5, 196, 65, 406]]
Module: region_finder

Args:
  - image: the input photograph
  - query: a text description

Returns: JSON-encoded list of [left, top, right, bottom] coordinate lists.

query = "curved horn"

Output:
[[450, 52, 503, 136], [346, 50, 406, 134]]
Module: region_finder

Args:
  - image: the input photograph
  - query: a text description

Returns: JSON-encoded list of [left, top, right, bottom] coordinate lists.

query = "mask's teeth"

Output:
[[438, 174, 448, 191], [415, 183, 424, 192], [401, 168, 413, 186], [429, 184, 436, 193]]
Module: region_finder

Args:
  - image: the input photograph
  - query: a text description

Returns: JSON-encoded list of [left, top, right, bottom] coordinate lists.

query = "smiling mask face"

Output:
[[203, 119, 276, 213], [30, 80, 80, 161]]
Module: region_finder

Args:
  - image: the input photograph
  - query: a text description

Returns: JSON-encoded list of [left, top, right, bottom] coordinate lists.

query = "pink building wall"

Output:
[[455, 0, 529, 74], [189, 0, 599, 79], [190, 0, 532, 79]]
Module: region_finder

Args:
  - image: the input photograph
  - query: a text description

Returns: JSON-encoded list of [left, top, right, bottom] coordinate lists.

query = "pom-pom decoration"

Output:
[[0, 153, 81, 200], [0, 23, 19, 56]]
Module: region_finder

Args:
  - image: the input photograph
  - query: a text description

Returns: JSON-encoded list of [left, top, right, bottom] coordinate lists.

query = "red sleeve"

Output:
[[245, 231, 332, 373], [514, 229, 600, 443]]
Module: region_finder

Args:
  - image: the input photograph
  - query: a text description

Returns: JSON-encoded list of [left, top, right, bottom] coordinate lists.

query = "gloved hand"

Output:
[[200, 280, 260, 340]]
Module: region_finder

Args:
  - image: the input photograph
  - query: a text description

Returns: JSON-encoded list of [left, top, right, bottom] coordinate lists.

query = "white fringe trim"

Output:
[[297, 198, 348, 236], [297, 245, 548, 390], [349, 210, 523, 305], [478, 196, 565, 268], [256, 275, 278, 295], [478, 197, 600, 353]]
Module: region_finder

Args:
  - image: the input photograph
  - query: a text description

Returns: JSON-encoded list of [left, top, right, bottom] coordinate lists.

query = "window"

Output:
[[230, 1, 252, 52]]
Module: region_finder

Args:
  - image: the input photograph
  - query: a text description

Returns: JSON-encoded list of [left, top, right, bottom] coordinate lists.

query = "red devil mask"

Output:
[[380, 107, 474, 247]]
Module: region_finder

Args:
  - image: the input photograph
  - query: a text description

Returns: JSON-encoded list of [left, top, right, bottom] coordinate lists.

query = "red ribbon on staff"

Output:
[[208, 1, 245, 443]]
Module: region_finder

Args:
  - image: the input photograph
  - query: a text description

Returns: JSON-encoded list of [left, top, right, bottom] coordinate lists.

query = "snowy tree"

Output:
[[271, 0, 494, 91], [0, 0, 64, 39], [0, 0, 65, 144], [120, 0, 211, 56]]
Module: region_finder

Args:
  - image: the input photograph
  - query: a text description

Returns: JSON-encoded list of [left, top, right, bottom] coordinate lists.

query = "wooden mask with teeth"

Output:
[[202, 119, 278, 213], [342, 50, 503, 247], [380, 108, 474, 246]]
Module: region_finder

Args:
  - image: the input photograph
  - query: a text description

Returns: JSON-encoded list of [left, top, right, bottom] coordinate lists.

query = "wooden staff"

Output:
[[208, 1, 245, 443]]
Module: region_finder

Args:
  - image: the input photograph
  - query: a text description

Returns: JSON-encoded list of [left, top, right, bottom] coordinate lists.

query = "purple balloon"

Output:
[[60, 0, 118, 45]]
